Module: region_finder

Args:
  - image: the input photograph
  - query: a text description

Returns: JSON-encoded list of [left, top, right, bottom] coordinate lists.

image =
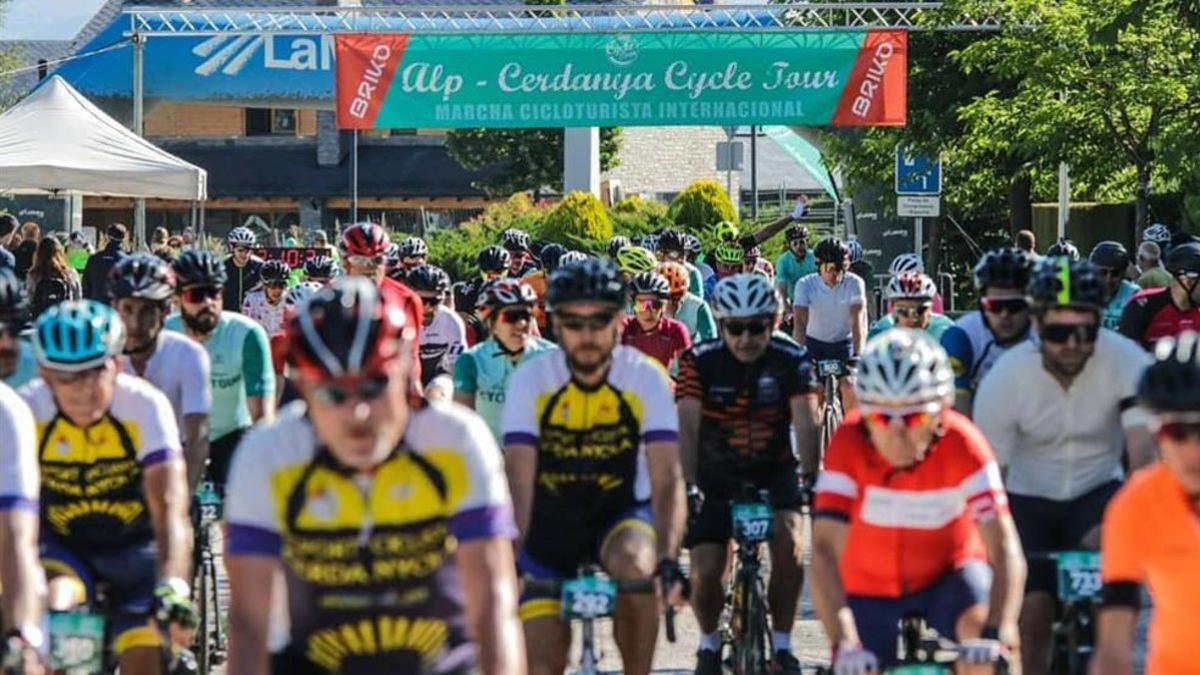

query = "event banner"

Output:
[[334, 31, 906, 129]]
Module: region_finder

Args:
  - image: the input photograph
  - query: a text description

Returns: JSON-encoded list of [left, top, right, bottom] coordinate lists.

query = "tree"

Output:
[[446, 127, 623, 199], [0, 0, 20, 110]]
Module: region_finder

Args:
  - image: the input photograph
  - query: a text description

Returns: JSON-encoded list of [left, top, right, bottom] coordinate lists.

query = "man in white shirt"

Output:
[[793, 237, 866, 408], [406, 264, 466, 401]]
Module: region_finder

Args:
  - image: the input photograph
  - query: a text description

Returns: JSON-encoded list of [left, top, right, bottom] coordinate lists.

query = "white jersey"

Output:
[[419, 305, 467, 384], [0, 382, 40, 511], [793, 272, 866, 343], [242, 289, 286, 336], [121, 331, 212, 432], [939, 311, 1036, 393]]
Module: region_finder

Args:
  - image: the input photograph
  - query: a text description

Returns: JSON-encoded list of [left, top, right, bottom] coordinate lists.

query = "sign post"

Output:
[[895, 147, 942, 258]]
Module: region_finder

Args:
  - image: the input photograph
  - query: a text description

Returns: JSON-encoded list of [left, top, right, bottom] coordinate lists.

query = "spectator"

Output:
[[0, 215, 18, 269], [311, 230, 340, 263], [12, 221, 39, 279], [151, 226, 169, 250], [27, 235, 81, 318], [82, 223, 129, 303], [66, 231, 92, 273], [1136, 241, 1173, 290], [1015, 229, 1037, 257]]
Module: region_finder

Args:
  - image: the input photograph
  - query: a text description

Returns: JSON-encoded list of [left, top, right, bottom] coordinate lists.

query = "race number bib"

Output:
[[49, 611, 105, 675], [561, 576, 618, 620], [196, 480, 223, 524], [1056, 551, 1101, 602], [817, 360, 842, 377], [732, 502, 773, 543]]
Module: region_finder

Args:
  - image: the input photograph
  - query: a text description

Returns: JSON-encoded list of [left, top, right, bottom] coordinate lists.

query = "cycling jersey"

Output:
[[3, 338, 37, 389], [867, 313, 954, 342], [223, 256, 264, 313], [521, 269, 550, 331], [940, 311, 1033, 394], [419, 305, 467, 387], [0, 382, 39, 513], [673, 292, 718, 344], [226, 401, 516, 674], [501, 346, 677, 574], [775, 249, 818, 303], [973, 329, 1151, 501], [1135, 266, 1172, 290], [1118, 286, 1200, 349], [164, 311, 275, 441], [120, 330, 211, 433], [381, 276, 427, 381], [241, 288, 287, 336], [793, 272, 866, 343], [685, 262, 705, 298], [452, 336, 558, 443], [1101, 279, 1139, 330], [620, 315, 691, 370], [814, 409, 1008, 598], [1101, 463, 1200, 675], [21, 373, 181, 550]]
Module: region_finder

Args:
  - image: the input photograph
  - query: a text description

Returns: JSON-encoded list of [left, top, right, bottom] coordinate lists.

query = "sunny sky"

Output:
[[1, 0, 108, 41]]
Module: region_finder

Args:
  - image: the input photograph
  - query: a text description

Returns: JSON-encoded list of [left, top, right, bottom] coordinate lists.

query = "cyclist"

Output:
[[1089, 241, 1139, 330], [501, 258, 686, 675], [868, 272, 953, 341], [606, 236, 631, 260], [0, 380, 45, 670], [1046, 238, 1081, 260], [396, 235, 428, 271], [659, 261, 717, 343], [615, 245, 659, 282], [704, 242, 746, 300], [454, 279, 558, 443], [775, 225, 817, 318], [743, 245, 775, 282], [656, 229, 705, 297], [24, 301, 193, 675], [812, 330, 1024, 670], [1095, 331, 1200, 675], [268, 281, 323, 408], [224, 277, 523, 675], [679, 273, 819, 675], [503, 228, 538, 278], [407, 264, 466, 397], [940, 247, 1035, 416], [222, 226, 264, 312], [792, 237, 866, 409], [458, 245, 512, 315], [166, 250, 275, 487], [241, 259, 292, 336], [973, 256, 1155, 675], [682, 233, 712, 286], [847, 240, 878, 314], [302, 255, 337, 285], [621, 271, 691, 371], [523, 243, 565, 336], [1119, 241, 1200, 348], [110, 254, 212, 488], [884, 252, 942, 315], [0, 267, 37, 388], [1134, 241, 1171, 289]]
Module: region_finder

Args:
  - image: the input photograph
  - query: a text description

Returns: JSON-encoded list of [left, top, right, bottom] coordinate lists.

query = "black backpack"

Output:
[[31, 275, 70, 318]]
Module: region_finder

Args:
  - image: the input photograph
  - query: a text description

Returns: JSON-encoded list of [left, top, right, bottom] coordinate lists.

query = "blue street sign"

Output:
[[895, 147, 942, 195]]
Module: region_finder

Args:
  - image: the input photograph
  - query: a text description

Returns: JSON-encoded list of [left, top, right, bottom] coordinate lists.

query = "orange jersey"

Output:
[[1101, 462, 1200, 674]]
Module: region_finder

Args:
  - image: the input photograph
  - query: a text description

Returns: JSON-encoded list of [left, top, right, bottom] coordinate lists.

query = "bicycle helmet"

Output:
[[713, 243, 746, 266], [1027, 256, 1107, 311], [657, 229, 687, 254], [384, 243, 403, 269], [397, 236, 428, 259], [285, 280, 323, 309], [546, 258, 627, 311], [712, 221, 740, 244], [656, 262, 690, 298], [813, 238, 849, 266], [172, 250, 227, 287], [476, 278, 538, 318], [304, 255, 337, 280], [0, 268, 28, 321], [227, 227, 256, 248], [616, 246, 658, 276], [500, 228, 531, 252], [339, 222, 390, 257], [33, 300, 126, 372], [972, 247, 1033, 292], [559, 250, 590, 267], [683, 233, 702, 256], [1045, 238, 1081, 261], [712, 273, 780, 320], [885, 272, 938, 301], [888, 252, 924, 276], [539, 243, 568, 273], [846, 239, 865, 264], [108, 253, 176, 302], [1143, 223, 1173, 246], [286, 277, 412, 381], [260, 260, 292, 286], [855, 329, 953, 407], [785, 224, 809, 243], [606, 236, 631, 259], [1165, 242, 1200, 275], [405, 264, 451, 295], [478, 245, 511, 273], [1138, 331, 1200, 413], [630, 272, 671, 299], [1089, 241, 1130, 270]]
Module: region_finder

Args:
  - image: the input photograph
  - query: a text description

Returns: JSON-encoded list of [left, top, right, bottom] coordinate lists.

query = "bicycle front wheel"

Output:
[[730, 574, 771, 675]]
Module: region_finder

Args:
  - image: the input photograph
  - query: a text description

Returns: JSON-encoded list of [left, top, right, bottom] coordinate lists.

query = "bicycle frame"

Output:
[[726, 491, 773, 675]]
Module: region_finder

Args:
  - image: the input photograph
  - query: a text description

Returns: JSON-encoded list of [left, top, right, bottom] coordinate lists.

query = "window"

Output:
[[245, 108, 298, 136]]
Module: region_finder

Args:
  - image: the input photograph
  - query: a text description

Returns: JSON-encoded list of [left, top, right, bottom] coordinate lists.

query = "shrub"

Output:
[[540, 191, 614, 251], [667, 179, 738, 232]]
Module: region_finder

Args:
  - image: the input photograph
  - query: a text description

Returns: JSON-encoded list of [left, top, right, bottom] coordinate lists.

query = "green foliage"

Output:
[[667, 180, 738, 232], [445, 128, 623, 197], [540, 191, 613, 252], [426, 194, 549, 278], [610, 196, 672, 238]]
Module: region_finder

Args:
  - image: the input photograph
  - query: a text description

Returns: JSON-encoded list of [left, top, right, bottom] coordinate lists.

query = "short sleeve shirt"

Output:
[[452, 337, 558, 443], [0, 382, 39, 512], [1101, 280, 1140, 331], [620, 315, 692, 370], [775, 249, 817, 302], [940, 311, 1034, 393], [120, 330, 212, 433], [793, 272, 866, 343], [3, 339, 38, 390]]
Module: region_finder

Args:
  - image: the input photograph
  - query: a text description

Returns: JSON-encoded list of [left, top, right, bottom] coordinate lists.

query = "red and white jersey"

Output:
[[813, 409, 1008, 598]]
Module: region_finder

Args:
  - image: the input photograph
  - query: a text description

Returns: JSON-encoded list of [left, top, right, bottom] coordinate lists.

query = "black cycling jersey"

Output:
[[223, 257, 264, 312]]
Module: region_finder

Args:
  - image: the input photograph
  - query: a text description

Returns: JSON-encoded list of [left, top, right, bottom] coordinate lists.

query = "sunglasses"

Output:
[[636, 298, 665, 312], [894, 305, 932, 319], [980, 297, 1029, 315], [310, 375, 389, 405], [1157, 421, 1200, 442], [501, 308, 532, 324], [1040, 322, 1099, 345], [863, 408, 934, 429], [182, 286, 222, 303], [558, 311, 616, 332], [418, 294, 442, 307], [723, 319, 770, 337]]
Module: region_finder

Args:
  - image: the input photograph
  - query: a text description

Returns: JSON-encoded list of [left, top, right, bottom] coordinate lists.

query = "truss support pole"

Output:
[[132, 32, 146, 249], [564, 128, 600, 197]]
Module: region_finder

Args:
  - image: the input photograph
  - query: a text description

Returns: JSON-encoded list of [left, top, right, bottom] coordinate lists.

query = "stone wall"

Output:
[[602, 126, 741, 201]]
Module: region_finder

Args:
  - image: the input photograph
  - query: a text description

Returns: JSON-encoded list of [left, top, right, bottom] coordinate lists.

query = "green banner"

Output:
[[336, 30, 907, 129]]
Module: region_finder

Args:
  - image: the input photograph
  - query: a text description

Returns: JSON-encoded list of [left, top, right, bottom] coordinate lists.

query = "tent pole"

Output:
[[132, 33, 146, 250], [351, 130, 359, 223]]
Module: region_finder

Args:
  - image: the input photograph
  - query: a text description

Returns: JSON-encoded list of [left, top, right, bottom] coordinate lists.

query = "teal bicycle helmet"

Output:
[[33, 300, 126, 372]]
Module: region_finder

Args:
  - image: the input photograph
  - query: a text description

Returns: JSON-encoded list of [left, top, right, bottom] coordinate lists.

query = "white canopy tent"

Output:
[[0, 76, 206, 241]]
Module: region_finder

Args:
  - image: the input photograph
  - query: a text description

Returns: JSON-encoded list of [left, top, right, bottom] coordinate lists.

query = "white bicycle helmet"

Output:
[[1143, 223, 1172, 246], [285, 281, 324, 311], [885, 272, 938, 301], [559, 250, 591, 267], [888, 252, 924, 276], [227, 227, 257, 247], [855, 329, 953, 406], [712, 273, 779, 320]]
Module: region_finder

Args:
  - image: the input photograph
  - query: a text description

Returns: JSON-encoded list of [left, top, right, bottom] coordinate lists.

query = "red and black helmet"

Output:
[[285, 276, 412, 381], [339, 222, 391, 258]]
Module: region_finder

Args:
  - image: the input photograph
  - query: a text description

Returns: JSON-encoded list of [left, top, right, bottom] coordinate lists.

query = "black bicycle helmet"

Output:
[[108, 253, 176, 302], [478, 245, 511, 273], [500, 228, 531, 252], [0, 267, 28, 321], [785, 224, 809, 243], [1045, 238, 1081, 261], [1089, 241, 1130, 270], [1166, 242, 1200, 276], [546, 258, 627, 311], [629, 271, 671, 298], [304, 255, 337, 280], [1027, 256, 1107, 311], [813, 237, 848, 265], [539, 243, 568, 274], [261, 260, 292, 286], [657, 229, 687, 254], [1138, 331, 1200, 412], [973, 247, 1033, 292], [397, 236, 428, 258], [405, 264, 451, 295], [172, 250, 227, 287], [606, 236, 631, 258]]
